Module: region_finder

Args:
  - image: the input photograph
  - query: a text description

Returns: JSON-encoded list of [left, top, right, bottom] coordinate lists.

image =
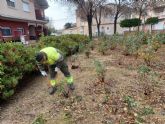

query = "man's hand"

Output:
[[40, 71, 47, 76]]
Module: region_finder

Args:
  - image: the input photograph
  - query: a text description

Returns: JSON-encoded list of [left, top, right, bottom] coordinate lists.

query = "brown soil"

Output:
[[0, 44, 165, 124]]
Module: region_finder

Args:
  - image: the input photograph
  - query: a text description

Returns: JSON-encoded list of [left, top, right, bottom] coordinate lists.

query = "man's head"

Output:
[[35, 52, 46, 63]]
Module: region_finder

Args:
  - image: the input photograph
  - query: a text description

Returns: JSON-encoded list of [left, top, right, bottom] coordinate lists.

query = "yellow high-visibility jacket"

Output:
[[40, 47, 61, 65], [37, 47, 63, 71]]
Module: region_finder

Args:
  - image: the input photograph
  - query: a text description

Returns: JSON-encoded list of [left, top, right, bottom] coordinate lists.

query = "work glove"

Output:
[[55, 67, 59, 72], [40, 70, 47, 76]]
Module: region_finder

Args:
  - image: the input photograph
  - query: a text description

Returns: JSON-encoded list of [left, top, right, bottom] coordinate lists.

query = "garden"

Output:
[[0, 33, 165, 124]]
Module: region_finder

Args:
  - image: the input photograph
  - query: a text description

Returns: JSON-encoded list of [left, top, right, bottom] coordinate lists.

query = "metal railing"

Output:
[[36, 16, 49, 22]]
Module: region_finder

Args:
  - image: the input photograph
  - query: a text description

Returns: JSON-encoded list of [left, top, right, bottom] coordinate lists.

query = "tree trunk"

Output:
[[114, 16, 118, 34], [129, 27, 131, 32], [87, 2, 93, 40], [97, 24, 100, 37], [137, 23, 140, 32], [138, 11, 142, 32], [151, 24, 152, 33], [87, 15, 93, 40]]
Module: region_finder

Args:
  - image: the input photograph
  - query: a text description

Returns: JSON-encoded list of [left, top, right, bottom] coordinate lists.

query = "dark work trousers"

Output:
[[49, 60, 71, 80]]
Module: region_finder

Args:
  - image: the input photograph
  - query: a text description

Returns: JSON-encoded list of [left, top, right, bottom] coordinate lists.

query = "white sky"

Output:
[[45, 1, 76, 30]]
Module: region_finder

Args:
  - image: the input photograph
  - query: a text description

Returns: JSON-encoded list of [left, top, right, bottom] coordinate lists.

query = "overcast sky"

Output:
[[45, 1, 76, 30]]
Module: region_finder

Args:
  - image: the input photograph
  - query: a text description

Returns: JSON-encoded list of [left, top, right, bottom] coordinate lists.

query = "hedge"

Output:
[[0, 43, 37, 99], [38, 34, 90, 56]]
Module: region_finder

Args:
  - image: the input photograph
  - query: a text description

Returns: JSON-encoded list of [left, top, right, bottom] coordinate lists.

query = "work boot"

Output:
[[67, 83, 75, 91], [48, 86, 57, 95]]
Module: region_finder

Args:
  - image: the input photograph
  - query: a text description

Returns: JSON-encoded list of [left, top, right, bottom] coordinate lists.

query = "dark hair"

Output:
[[35, 52, 44, 62]]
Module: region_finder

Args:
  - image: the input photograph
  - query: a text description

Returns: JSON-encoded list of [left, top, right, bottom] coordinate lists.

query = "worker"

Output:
[[35, 47, 75, 95]]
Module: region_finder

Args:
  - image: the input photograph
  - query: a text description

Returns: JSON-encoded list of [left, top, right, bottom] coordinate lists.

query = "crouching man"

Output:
[[35, 47, 75, 95]]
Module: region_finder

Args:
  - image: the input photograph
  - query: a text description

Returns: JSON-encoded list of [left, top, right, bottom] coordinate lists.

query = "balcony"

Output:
[[35, 9, 49, 22], [36, 16, 49, 22]]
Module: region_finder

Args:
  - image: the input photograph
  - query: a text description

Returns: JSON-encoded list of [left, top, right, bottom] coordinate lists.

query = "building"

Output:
[[62, 23, 79, 35], [63, 2, 165, 35], [0, 0, 49, 42], [129, 1, 165, 32], [62, 4, 130, 36], [145, 3, 165, 32]]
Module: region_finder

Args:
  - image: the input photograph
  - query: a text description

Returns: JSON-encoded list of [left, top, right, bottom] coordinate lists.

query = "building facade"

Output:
[[145, 3, 165, 32], [63, 2, 165, 35], [0, 0, 48, 42], [129, 2, 165, 32], [62, 4, 129, 36]]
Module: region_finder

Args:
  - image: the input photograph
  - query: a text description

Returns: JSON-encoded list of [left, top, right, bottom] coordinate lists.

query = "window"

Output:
[[23, 1, 30, 12], [107, 27, 109, 30], [17, 28, 24, 35], [6, 0, 15, 7], [1, 27, 12, 36]]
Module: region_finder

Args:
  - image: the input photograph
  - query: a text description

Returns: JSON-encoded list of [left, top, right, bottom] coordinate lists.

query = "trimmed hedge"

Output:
[[38, 34, 89, 56], [0, 34, 89, 99], [0, 43, 37, 99]]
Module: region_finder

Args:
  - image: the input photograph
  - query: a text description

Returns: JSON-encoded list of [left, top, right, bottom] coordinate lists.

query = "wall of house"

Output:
[[154, 20, 165, 30], [77, 26, 89, 35], [62, 27, 79, 35], [0, 19, 29, 41], [0, 0, 36, 21], [92, 23, 129, 36], [75, 10, 129, 36], [130, 5, 165, 32]]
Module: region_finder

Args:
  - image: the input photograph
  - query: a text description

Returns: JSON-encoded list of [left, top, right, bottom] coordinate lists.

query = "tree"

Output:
[[64, 22, 73, 29], [131, 0, 156, 31], [94, 1, 107, 37], [145, 17, 159, 31], [106, 1, 131, 34], [120, 18, 141, 32], [131, 18, 142, 27], [75, 0, 102, 39], [120, 19, 132, 32], [47, 27, 56, 35], [56, 0, 105, 40], [94, 6, 103, 37], [46, 18, 56, 35]]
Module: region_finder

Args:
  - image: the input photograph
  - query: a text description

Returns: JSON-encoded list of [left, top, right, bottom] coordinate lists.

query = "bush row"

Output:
[[0, 43, 37, 99], [98, 32, 164, 54], [97, 32, 163, 66], [38, 34, 90, 56]]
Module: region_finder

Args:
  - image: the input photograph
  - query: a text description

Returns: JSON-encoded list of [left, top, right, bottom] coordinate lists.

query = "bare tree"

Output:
[[56, 0, 105, 39], [94, 6, 103, 37], [131, 0, 156, 31], [94, 0, 108, 37], [106, 0, 131, 34], [76, 0, 105, 39]]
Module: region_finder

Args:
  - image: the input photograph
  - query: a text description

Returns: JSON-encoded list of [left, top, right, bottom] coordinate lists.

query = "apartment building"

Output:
[[129, 1, 165, 32], [62, 4, 130, 36], [146, 3, 165, 31], [0, 0, 48, 42]]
